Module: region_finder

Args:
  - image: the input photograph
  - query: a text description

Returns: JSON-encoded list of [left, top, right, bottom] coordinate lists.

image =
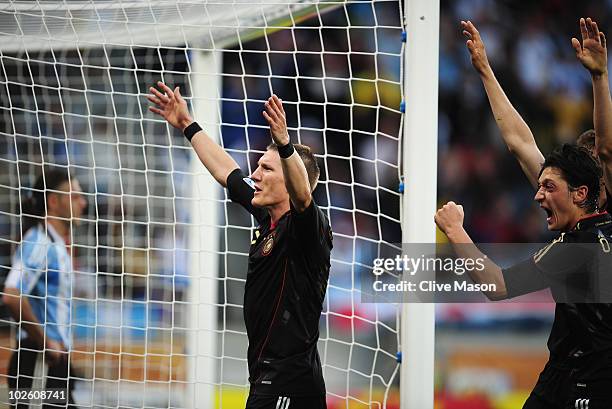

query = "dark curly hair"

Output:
[[539, 144, 602, 213]]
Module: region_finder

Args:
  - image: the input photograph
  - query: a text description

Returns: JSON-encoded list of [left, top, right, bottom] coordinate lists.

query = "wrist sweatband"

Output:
[[277, 142, 295, 159], [183, 122, 202, 142]]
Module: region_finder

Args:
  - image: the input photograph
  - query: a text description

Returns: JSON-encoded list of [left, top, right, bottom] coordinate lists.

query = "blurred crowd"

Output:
[[218, 0, 612, 246], [220, 0, 404, 248], [439, 0, 612, 243]]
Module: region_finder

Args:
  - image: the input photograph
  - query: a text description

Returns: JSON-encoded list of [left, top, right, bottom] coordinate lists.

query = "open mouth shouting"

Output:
[[541, 205, 553, 224]]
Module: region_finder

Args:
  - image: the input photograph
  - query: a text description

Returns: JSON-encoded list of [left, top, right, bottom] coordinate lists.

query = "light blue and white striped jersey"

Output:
[[6, 223, 72, 348]]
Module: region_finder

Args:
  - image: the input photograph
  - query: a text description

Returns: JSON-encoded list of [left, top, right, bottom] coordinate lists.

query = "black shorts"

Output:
[[7, 339, 75, 409], [523, 362, 572, 409], [523, 393, 564, 409], [245, 392, 326, 409]]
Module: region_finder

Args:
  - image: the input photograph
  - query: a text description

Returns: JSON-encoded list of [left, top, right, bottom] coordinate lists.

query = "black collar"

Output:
[[573, 211, 612, 231]]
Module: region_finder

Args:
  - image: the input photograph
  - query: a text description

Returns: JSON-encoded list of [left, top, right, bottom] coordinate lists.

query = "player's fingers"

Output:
[[279, 98, 285, 114], [271, 94, 284, 113], [571, 38, 582, 55], [149, 106, 163, 115], [586, 17, 594, 39], [262, 110, 275, 126], [462, 30, 472, 40], [265, 102, 280, 122], [580, 18, 588, 42], [149, 86, 164, 98], [269, 97, 284, 118], [467, 21, 480, 40], [146, 94, 163, 106], [174, 86, 182, 101], [157, 81, 175, 100], [150, 86, 169, 103], [601, 32, 607, 49], [592, 20, 601, 43]]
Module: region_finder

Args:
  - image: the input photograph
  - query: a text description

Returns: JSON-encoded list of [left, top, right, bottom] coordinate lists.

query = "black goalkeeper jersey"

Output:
[[502, 212, 612, 381], [226, 169, 333, 396]]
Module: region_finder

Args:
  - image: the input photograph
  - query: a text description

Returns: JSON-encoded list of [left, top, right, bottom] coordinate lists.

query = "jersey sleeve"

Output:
[[289, 200, 333, 254], [5, 236, 48, 295], [226, 169, 267, 223], [501, 257, 550, 298], [501, 234, 591, 298]]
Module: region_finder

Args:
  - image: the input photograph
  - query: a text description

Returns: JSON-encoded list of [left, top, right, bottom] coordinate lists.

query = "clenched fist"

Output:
[[434, 201, 465, 236]]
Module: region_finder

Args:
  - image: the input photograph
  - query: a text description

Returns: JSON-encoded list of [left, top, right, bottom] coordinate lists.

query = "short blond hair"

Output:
[[267, 143, 320, 191]]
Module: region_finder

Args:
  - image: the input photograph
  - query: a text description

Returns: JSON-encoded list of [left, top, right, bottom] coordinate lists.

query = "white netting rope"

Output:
[[0, 1, 404, 407]]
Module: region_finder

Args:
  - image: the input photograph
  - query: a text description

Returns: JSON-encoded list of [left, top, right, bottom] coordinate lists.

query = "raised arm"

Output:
[[573, 18, 612, 192], [147, 81, 239, 187], [461, 20, 544, 188], [263, 95, 312, 212], [434, 201, 508, 300]]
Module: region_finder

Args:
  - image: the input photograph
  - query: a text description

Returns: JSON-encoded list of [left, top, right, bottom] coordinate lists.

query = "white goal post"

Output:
[[0, 1, 438, 408]]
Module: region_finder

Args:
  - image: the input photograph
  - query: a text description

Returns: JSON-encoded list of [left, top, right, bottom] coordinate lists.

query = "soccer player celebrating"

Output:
[[460, 17, 612, 409], [461, 18, 612, 206], [4, 167, 87, 408], [436, 144, 612, 409], [147, 83, 332, 409]]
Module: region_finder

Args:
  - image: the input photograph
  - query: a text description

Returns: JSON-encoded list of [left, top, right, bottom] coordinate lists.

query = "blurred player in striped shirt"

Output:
[[3, 167, 87, 408]]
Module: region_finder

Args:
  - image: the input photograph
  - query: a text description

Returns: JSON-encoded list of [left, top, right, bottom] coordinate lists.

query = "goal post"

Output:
[[187, 49, 223, 409], [0, 1, 439, 408], [400, 1, 439, 408]]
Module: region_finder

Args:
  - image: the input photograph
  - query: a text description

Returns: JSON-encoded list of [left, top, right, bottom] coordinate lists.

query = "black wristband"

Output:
[[183, 122, 202, 142], [277, 142, 295, 159]]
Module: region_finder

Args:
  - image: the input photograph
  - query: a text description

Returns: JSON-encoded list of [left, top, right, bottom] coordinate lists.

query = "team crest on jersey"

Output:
[[262, 233, 275, 256]]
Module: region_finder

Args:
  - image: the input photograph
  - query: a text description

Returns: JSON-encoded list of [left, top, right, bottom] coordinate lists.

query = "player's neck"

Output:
[[568, 209, 598, 231], [268, 201, 290, 226], [46, 217, 70, 244]]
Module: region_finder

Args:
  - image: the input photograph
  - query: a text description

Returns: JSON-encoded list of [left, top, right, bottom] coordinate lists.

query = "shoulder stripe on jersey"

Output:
[[534, 233, 565, 264]]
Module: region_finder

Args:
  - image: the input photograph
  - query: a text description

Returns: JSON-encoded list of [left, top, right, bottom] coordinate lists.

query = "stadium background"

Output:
[[0, 0, 610, 408]]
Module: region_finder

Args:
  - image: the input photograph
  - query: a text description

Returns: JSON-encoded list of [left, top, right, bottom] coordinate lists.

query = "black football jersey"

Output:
[[503, 212, 612, 380], [226, 169, 333, 396]]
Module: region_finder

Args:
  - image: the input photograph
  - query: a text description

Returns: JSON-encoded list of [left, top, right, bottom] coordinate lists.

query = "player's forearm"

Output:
[[446, 227, 508, 300], [593, 72, 612, 159], [2, 288, 45, 346], [480, 68, 543, 186], [281, 152, 312, 212], [188, 127, 240, 188]]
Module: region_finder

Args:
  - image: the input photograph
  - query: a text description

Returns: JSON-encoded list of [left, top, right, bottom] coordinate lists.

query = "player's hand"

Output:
[[461, 20, 491, 76], [435, 201, 465, 236], [147, 82, 194, 131], [263, 95, 290, 146], [572, 17, 608, 77], [45, 339, 66, 365]]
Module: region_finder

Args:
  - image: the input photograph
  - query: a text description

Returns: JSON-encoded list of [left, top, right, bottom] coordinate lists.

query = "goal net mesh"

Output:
[[0, 1, 404, 407]]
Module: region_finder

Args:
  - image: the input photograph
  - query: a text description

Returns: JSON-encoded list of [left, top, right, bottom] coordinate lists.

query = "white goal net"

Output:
[[0, 1, 407, 407]]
